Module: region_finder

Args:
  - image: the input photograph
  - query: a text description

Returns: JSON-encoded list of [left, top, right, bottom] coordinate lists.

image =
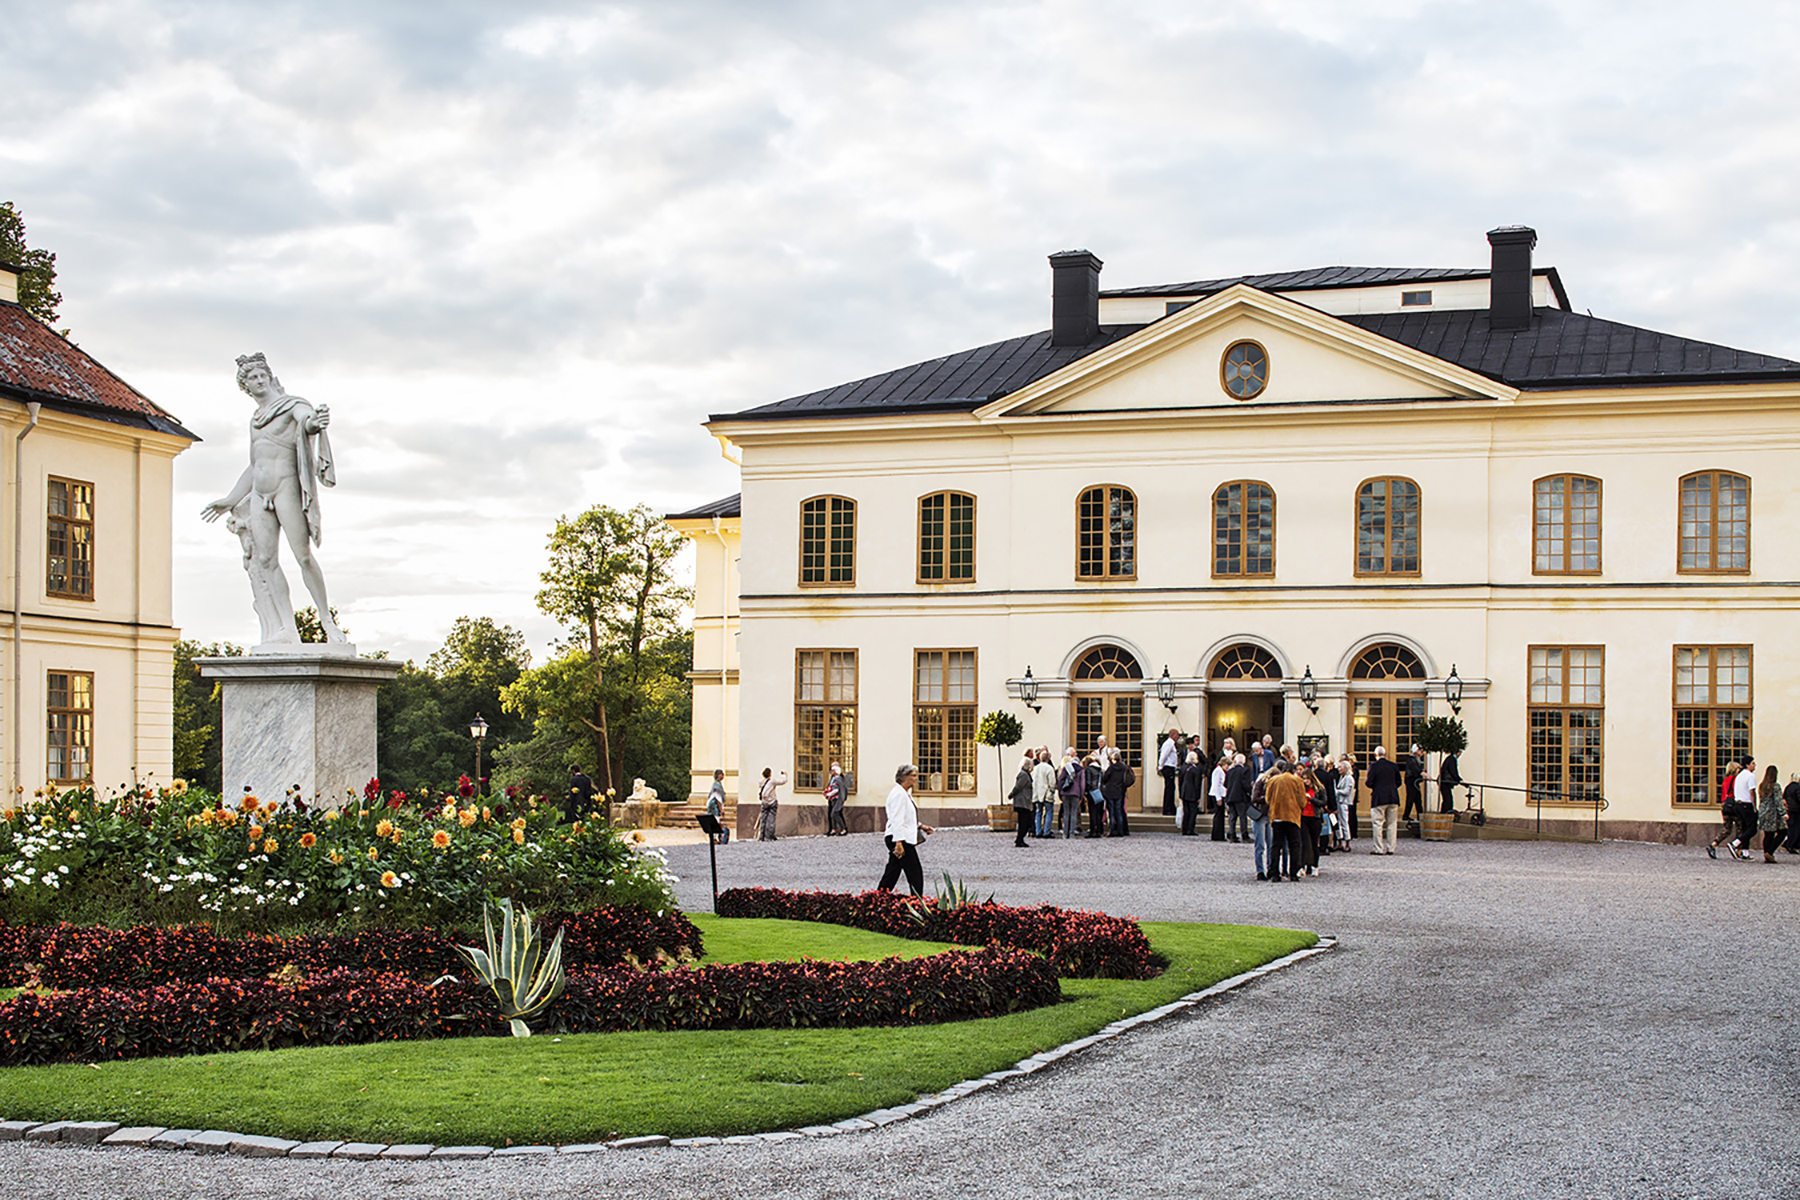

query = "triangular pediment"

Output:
[[977, 284, 1517, 419]]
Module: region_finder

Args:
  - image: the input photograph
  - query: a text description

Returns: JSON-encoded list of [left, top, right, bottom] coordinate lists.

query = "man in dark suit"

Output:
[[1366, 746, 1403, 854], [566, 764, 596, 825], [1224, 754, 1251, 843]]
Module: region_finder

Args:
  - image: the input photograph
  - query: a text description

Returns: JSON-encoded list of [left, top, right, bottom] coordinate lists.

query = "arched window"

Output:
[[1213, 481, 1275, 577], [1678, 471, 1749, 573], [1077, 485, 1136, 580], [1073, 645, 1143, 681], [1209, 644, 1282, 680], [1349, 643, 1426, 680], [800, 495, 856, 585], [1356, 477, 1421, 576], [1533, 475, 1601, 574], [918, 491, 976, 582]]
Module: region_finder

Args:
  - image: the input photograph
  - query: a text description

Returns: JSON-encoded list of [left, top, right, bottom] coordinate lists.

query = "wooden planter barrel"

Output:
[[1420, 810, 1454, 841]]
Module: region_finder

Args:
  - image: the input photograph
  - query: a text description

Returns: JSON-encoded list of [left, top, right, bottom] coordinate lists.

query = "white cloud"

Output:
[[7, 0, 1800, 662]]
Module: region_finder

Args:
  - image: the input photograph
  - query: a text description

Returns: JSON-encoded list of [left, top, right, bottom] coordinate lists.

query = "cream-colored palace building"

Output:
[[0, 261, 195, 796], [675, 226, 1800, 843]]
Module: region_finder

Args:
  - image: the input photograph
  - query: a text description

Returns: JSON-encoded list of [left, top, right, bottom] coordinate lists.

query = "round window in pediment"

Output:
[[1221, 340, 1269, 400]]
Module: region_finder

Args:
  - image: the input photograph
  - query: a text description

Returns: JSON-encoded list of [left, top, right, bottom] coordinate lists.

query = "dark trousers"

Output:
[[1161, 767, 1178, 814], [1270, 820, 1301, 879], [1764, 830, 1783, 855], [827, 804, 848, 835], [1014, 806, 1033, 846], [1403, 781, 1422, 822], [1784, 819, 1800, 852], [1211, 803, 1227, 842], [1105, 794, 1129, 835], [877, 836, 924, 894], [1719, 802, 1757, 845], [1060, 794, 1083, 836], [1086, 792, 1105, 836], [1179, 798, 1199, 836], [1226, 800, 1250, 841], [1300, 815, 1321, 870]]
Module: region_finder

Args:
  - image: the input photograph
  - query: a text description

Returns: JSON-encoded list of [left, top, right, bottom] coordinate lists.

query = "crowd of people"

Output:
[[1707, 755, 1799, 862]]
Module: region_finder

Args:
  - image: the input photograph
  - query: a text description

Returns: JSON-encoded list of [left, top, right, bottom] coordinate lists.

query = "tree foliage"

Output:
[[376, 617, 532, 797], [523, 504, 693, 794], [172, 640, 245, 791], [1414, 715, 1469, 756], [0, 201, 62, 326]]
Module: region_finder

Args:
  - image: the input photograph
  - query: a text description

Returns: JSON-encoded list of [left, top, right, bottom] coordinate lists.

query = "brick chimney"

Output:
[[1486, 226, 1537, 331], [1049, 250, 1103, 346]]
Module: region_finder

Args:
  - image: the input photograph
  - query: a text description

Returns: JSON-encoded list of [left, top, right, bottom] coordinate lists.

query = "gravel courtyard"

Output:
[[6, 828, 1792, 1199]]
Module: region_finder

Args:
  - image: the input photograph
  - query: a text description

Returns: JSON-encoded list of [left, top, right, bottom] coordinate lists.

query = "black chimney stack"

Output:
[[1049, 249, 1103, 346], [1487, 225, 1537, 331]]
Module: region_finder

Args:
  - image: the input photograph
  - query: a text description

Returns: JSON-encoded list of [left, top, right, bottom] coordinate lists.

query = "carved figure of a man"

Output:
[[201, 353, 345, 646]]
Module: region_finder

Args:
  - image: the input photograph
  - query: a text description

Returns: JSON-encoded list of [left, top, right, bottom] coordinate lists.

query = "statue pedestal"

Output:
[[197, 651, 402, 807]]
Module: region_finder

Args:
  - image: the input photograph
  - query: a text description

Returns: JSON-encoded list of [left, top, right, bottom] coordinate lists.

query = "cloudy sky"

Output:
[[6, 1, 1799, 664]]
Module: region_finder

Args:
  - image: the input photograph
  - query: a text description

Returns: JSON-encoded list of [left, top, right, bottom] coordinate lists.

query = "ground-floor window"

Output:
[[1527, 646, 1603, 804], [795, 649, 857, 793], [47, 670, 93, 783], [1672, 645, 1751, 806], [914, 648, 976, 795]]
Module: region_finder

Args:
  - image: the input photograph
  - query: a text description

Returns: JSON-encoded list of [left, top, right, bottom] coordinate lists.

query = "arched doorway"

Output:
[[1069, 644, 1144, 810], [1347, 642, 1429, 811], [1207, 643, 1285, 762]]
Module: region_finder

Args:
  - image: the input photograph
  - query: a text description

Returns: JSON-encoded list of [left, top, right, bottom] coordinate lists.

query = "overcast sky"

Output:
[[6, 1, 1799, 664]]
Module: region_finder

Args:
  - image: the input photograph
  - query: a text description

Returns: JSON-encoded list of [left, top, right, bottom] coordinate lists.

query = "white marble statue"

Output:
[[201, 353, 345, 649]]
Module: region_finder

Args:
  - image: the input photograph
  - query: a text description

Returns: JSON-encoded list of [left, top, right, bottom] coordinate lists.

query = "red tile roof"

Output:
[[0, 301, 195, 438]]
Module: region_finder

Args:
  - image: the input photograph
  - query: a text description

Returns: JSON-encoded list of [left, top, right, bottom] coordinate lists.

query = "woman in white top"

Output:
[[757, 767, 786, 841], [877, 763, 933, 894]]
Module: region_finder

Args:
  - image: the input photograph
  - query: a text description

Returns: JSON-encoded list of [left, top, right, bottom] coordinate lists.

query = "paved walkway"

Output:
[[6, 830, 1793, 1198]]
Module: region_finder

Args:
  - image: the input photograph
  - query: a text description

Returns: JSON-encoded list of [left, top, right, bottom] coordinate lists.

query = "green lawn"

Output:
[[0, 917, 1314, 1144]]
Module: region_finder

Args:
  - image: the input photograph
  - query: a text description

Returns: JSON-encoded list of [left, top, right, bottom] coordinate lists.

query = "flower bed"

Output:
[[0, 781, 674, 931], [0, 948, 1060, 1067], [715, 888, 1163, 980], [0, 905, 704, 991]]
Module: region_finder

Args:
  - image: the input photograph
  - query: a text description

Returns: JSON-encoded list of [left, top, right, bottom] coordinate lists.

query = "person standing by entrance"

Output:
[[877, 764, 931, 893], [1224, 752, 1251, 843], [1437, 749, 1462, 814], [1101, 749, 1132, 836], [1179, 751, 1204, 835], [1058, 748, 1085, 837], [1265, 760, 1306, 882], [1159, 730, 1182, 815], [757, 767, 786, 841], [1402, 744, 1426, 830], [1083, 752, 1105, 837], [1366, 746, 1402, 854], [1032, 749, 1057, 838], [1010, 752, 1036, 848]]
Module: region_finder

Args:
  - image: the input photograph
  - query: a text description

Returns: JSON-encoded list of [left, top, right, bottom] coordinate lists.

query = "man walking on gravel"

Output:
[[1366, 746, 1402, 854]]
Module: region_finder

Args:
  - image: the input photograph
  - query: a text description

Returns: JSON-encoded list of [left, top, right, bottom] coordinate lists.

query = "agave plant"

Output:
[[905, 873, 995, 925], [457, 897, 567, 1037]]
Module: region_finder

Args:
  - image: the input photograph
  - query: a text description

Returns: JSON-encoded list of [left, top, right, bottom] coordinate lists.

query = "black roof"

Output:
[[1101, 265, 1573, 311], [725, 326, 1140, 420], [714, 290, 1800, 424], [666, 493, 740, 521], [1341, 307, 1800, 388]]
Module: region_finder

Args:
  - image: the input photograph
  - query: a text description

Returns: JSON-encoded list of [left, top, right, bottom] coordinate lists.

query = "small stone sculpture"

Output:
[[201, 353, 345, 650], [627, 778, 658, 802]]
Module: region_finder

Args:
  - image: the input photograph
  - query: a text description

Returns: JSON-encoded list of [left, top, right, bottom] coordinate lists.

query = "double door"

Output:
[[1072, 693, 1144, 810], [1350, 693, 1426, 810]]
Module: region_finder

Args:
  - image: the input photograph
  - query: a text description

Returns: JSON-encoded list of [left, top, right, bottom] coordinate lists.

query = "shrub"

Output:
[[0, 782, 676, 932], [716, 888, 1162, 980], [8, 905, 703, 992], [0, 948, 1061, 1066]]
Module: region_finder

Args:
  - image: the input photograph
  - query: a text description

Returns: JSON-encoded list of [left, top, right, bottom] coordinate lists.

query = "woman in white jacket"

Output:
[[877, 764, 933, 894]]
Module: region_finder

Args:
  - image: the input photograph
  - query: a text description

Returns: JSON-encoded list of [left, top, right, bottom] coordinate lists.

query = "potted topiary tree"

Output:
[[1413, 715, 1469, 841], [976, 709, 1024, 832]]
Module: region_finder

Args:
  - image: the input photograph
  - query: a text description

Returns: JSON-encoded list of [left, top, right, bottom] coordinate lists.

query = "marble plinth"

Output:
[[197, 652, 401, 807]]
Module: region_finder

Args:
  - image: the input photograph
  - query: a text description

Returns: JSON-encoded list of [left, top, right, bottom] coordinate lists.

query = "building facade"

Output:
[[0, 262, 197, 796], [683, 227, 1800, 842]]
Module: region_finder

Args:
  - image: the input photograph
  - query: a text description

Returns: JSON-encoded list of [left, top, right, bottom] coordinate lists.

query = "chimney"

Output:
[[1049, 249, 1103, 346], [1486, 225, 1537, 331]]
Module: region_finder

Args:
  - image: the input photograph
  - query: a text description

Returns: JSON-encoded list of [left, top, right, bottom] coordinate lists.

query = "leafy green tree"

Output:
[[375, 617, 532, 797], [172, 639, 245, 791], [0, 201, 62, 326], [976, 710, 1025, 788], [527, 504, 692, 794], [294, 606, 344, 643]]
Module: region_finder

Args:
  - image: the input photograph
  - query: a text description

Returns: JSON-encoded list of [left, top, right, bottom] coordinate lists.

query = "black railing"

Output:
[[1452, 780, 1609, 842]]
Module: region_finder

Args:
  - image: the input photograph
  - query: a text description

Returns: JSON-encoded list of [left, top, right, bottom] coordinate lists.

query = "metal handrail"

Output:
[[1450, 779, 1609, 842]]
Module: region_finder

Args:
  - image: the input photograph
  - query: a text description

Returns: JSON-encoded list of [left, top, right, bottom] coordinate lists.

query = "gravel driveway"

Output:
[[6, 829, 1792, 1199]]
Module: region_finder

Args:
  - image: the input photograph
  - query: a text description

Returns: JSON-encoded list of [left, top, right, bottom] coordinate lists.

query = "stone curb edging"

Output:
[[1, 935, 1334, 1161]]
